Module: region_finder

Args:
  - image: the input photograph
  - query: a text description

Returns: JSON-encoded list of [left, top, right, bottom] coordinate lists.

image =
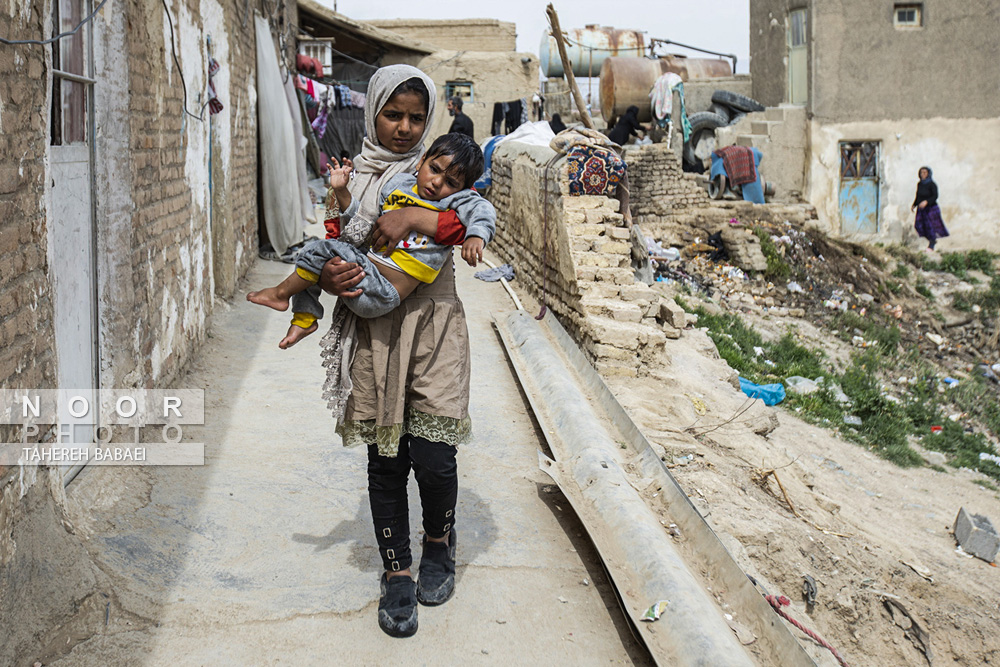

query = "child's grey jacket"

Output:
[[341, 173, 496, 283]]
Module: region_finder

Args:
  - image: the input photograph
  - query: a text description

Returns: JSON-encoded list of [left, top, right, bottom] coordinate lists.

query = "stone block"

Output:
[[575, 266, 598, 282], [954, 507, 1000, 562], [587, 316, 640, 350], [595, 359, 638, 377], [662, 323, 681, 339], [590, 343, 636, 362], [607, 227, 630, 240], [618, 284, 656, 303], [659, 298, 687, 329]]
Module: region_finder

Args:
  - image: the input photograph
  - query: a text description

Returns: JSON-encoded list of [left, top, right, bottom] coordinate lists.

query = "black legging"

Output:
[[367, 435, 458, 572]]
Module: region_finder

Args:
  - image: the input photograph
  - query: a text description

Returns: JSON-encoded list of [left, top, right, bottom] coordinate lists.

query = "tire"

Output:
[[708, 102, 731, 123], [711, 90, 765, 113], [682, 111, 728, 166], [707, 174, 726, 200], [728, 111, 746, 126]]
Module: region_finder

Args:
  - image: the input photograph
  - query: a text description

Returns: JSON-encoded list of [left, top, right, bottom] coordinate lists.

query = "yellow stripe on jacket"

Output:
[[373, 184, 445, 283]]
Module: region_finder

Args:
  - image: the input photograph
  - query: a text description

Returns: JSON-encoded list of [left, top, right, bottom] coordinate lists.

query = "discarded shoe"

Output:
[[417, 530, 456, 606], [378, 573, 418, 638]]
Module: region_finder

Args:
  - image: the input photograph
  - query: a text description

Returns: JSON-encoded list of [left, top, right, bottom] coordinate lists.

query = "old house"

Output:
[[367, 17, 540, 142], [732, 1, 999, 249]]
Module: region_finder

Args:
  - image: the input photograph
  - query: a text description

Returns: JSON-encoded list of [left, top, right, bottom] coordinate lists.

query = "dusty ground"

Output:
[[43, 255, 650, 666], [603, 304, 1000, 667]]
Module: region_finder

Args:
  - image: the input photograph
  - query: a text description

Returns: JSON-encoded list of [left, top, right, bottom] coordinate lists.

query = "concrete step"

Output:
[[750, 120, 779, 136], [764, 107, 786, 122], [736, 134, 768, 148]]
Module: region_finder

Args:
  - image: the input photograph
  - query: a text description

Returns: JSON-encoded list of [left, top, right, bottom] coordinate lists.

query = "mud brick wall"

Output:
[[487, 144, 666, 377], [623, 142, 820, 243], [0, 2, 58, 461]]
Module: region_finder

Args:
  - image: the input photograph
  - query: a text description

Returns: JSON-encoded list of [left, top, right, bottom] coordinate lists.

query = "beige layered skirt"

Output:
[[335, 253, 472, 456]]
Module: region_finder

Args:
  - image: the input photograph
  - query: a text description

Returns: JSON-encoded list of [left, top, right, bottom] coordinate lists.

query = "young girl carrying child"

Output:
[[269, 65, 483, 639]]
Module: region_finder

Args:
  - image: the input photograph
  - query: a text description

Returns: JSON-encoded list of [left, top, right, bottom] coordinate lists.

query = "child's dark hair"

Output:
[[424, 133, 484, 190], [388, 77, 430, 113]]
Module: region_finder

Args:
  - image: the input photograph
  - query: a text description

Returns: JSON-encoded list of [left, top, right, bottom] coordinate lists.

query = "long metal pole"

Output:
[[545, 4, 593, 129]]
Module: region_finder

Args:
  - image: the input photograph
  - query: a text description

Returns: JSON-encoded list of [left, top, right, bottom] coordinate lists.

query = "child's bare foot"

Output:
[[247, 287, 290, 312], [279, 322, 317, 349]]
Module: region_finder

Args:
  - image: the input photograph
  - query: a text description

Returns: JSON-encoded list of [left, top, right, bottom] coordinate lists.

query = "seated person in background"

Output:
[[247, 133, 496, 348]]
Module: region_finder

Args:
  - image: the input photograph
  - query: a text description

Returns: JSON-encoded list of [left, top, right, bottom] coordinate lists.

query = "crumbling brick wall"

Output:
[[623, 142, 819, 243], [487, 144, 666, 376], [0, 0, 273, 661], [0, 1, 58, 469]]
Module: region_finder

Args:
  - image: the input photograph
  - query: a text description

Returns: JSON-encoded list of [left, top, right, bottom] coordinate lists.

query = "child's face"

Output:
[[415, 154, 464, 201], [375, 91, 427, 154]]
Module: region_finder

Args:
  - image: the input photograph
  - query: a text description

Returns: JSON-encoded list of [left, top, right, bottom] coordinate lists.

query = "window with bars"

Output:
[[893, 4, 922, 28], [51, 0, 90, 145], [444, 81, 474, 103], [839, 142, 879, 179]]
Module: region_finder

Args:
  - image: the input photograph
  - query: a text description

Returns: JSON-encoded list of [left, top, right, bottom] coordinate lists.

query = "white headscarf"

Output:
[[340, 65, 437, 247]]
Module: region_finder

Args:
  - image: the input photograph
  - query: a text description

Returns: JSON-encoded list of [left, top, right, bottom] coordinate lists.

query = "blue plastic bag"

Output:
[[738, 377, 786, 406]]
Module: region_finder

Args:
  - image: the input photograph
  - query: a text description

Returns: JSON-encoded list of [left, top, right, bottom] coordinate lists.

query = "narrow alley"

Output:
[[52, 256, 649, 665]]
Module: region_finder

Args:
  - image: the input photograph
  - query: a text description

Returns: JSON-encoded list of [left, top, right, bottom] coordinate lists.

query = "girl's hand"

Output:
[[318, 257, 364, 298], [461, 237, 484, 267], [918, 201, 928, 210], [327, 158, 353, 191], [372, 208, 439, 255]]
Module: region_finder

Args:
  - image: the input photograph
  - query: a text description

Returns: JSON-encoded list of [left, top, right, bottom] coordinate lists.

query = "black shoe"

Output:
[[378, 573, 418, 638], [416, 530, 456, 606]]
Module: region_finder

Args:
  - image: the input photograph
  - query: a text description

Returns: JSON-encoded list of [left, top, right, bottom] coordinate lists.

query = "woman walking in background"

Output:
[[912, 166, 949, 251]]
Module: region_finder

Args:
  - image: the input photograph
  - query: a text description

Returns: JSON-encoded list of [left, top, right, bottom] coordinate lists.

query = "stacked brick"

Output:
[[623, 142, 820, 240], [488, 147, 666, 376], [0, 6, 57, 464]]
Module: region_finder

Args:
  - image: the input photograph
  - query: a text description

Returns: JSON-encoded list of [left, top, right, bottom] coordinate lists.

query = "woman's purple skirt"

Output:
[[915, 204, 949, 242]]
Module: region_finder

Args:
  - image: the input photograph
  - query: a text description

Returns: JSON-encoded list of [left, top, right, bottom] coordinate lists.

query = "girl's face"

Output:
[[375, 91, 427, 154], [919, 168, 929, 180]]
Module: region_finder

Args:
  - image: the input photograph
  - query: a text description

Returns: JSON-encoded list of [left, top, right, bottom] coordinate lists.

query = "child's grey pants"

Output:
[[290, 239, 401, 321]]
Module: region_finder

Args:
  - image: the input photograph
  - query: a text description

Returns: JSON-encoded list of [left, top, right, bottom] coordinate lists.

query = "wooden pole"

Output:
[[546, 4, 594, 130]]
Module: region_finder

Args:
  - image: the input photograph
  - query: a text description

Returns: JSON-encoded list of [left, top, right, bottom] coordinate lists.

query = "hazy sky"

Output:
[[327, 1, 751, 74]]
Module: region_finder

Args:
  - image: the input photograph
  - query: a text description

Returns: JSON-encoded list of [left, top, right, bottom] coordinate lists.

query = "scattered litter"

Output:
[[581, 579, 589, 586], [802, 574, 817, 607], [640, 600, 670, 622], [900, 559, 934, 582], [786, 281, 804, 293], [667, 523, 683, 539], [926, 333, 945, 346], [843, 415, 862, 427], [474, 263, 515, 282], [883, 598, 934, 666], [558, 595, 569, 603], [738, 377, 786, 405], [979, 452, 1000, 466], [930, 425, 943, 434], [954, 507, 1000, 562], [942, 377, 959, 387], [785, 376, 820, 395]]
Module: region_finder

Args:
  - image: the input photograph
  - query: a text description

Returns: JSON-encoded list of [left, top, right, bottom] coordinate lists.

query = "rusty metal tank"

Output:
[[600, 55, 733, 122], [539, 25, 645, 78]]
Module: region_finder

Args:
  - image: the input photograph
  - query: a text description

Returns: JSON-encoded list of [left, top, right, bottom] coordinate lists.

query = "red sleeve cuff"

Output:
[[434, 210, 466, 246]]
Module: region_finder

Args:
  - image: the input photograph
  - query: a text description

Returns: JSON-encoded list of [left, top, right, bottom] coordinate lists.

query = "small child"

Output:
[[248, 133, 496, 348]]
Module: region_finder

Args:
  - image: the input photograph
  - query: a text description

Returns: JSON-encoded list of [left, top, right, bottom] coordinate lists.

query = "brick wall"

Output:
[[1, 0, 270, 660], [487, 144, 668, 377], [0, 1, 58, 472], [369, 19, 516, 52], [623, 142, 818, 243]]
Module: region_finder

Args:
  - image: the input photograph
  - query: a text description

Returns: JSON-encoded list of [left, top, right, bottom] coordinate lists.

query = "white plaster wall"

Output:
[[807, 118, 1000, 251]]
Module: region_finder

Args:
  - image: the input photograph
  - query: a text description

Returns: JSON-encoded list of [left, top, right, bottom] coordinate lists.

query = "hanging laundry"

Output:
[[504, 100, 523, 134], [491, 103, 505, 135], [349, 90, 366, 108], [649, 72, 691, 140], [312, 100, 328, 139]]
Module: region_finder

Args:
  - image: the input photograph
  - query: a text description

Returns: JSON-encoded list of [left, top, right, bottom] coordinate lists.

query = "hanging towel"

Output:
[[713, 145, 758, 186]]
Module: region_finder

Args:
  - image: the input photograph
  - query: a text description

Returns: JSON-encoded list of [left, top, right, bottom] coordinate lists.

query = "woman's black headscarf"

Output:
[[549, 113, 566, 135], [919, 166, 934, 182]]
